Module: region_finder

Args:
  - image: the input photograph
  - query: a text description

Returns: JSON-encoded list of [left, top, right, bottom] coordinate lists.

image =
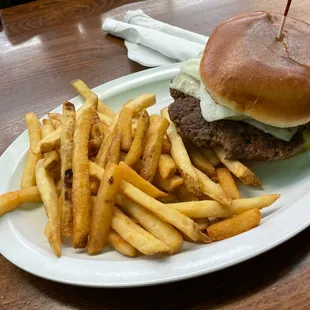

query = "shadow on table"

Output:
[[22, 226, 310, 309]]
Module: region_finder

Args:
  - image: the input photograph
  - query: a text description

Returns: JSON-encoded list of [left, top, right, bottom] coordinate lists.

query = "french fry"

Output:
[[0, 186, 42, 216], [158, 193, 179, 203], [42, 120, 60, 172], [95, 126, 117, 168], [88, 139, 102, 157], [175, 184, 199, 202], [71, 79, 115, 118], [107, 132, 121, 164], [166, 194, 280, 218], [140, 117, 169, 182], [88, 163, 122, 254], [217, 167, 240, 199], [153, 173, 183, 192], [48, 112, 62, 121], [161, 107, 201, 196], [118, 107, 133, 151], [97, 112, 112, 126], [117, 194, 183, 254], [124, 94, 156, 115], [72, 108, 95, 248], [108, 229, 137, 257], [21, 151, 41, 189], [90, 118, 107, 140], [21, 113, 43, 189], [158, 154, 177, 180], [187, 144, 216, 177], [50, 119, 61, 129], [214, 147, 261, 186], [111, 206, 169, 255], [202, 149, 221, 166], [125, 110, 150, 167], [118, 161, 167, 198], [60, 102, 76, 236], [194, 167, 232, 206], [162, 136, 171, 154], [36, 160, 61, 257], [195, 218, 210, 231], [25, 112, 42, 154], [121, 181, 211, 243], [34, 95, 98, 155], [207, 209, 261, 241], [90, 177, 100, 195]]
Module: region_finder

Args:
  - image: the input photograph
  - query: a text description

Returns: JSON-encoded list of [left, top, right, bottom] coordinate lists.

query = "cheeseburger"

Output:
[[168, 11, 310, 161]]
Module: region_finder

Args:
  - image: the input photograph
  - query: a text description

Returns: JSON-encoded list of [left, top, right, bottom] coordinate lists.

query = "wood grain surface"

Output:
[[1, 0, 310, 309]]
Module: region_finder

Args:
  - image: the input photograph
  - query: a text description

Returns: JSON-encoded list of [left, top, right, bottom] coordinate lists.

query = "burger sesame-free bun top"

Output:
[[200, 11, 310, 128]]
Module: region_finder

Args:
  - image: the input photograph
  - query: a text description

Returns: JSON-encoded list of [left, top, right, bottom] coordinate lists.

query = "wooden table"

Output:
[[1, 0, 310, 309]]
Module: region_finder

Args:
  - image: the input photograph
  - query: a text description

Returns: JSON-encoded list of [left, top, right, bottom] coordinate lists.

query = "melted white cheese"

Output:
[[170, 58, 298, 142]]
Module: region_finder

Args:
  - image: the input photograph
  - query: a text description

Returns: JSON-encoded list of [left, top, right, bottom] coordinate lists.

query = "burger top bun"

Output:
[[200, 11, 310, 128]]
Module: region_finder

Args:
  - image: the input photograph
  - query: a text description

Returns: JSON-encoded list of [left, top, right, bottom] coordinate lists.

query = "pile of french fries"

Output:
[[0, 79, 280, 257]]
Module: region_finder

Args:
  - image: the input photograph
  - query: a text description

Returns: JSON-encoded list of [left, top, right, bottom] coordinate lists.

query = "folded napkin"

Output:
[[102, 9, 209, 67]]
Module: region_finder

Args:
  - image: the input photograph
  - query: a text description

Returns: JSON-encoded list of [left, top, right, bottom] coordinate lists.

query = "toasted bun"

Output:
[[200, 11, 310, 128]]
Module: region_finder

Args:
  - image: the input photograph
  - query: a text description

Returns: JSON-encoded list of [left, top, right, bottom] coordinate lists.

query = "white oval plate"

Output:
[[1, 63, 310, 288]]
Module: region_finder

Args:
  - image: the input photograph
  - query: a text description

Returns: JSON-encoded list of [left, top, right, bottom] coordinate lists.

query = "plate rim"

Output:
[[1, 63, 310, 288]]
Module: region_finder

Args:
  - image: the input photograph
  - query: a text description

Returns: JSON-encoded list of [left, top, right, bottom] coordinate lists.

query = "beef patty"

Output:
[[168, 89, 304, 161]]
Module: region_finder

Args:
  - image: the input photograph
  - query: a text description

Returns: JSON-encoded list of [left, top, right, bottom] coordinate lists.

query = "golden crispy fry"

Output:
[[158, 193, 179, 203], [195, 218, 210, 231], [90, 177, 100, 195], [42, 120, 60, 172], [121, 182, 211, 243], [98, 112, 112, 126], [108, 229, 137, 257], [25, 112, 42, 154], [71, 79, 115, 118], [125, 110, 150, 166], [202, 149, 221, 166], [117, 194, 183, 254], [217, 167, 240, 199], [21, 150, 41, 189], [158, 154, 177, 180], [214, 147, 261, 186], [34, 96, 97, 155], [140, 117, 169, 182], [187, 144, 216, 177], [118, 161, 167, 198], [88, 163, 122, 254], [118, 107, 133, 151], [34, 126, 61, 154], [194, 168, 232, 206], [111, 206, 169, 255], [72, 108, 95, 248], [107, 133, 121, 164], [0, 186, 42, 216], [207, 209, 261, 241], [162, 136, 171, 154], [47, 112, 62, 121], [60, 102, 76, 236], [124, 94, 156, 115], [95, 126, 117, 168], [153, 173, 183, 192], [21, 113, 43, 188], [36, 160, 61, 257], [90, 119, 107, 141], [88, 139, 102, 157], [50, 119, 61, 129], [161, 108, 201, 196], [175, 184, 199, 202], [166, 194, 280, 218]]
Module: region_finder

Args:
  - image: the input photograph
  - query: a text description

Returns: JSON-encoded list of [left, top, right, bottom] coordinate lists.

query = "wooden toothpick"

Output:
[[277, 0, 293, 40]]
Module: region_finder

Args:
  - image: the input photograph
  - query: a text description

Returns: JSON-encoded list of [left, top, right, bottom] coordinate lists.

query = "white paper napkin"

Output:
[[102, 10, 208, 67]]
